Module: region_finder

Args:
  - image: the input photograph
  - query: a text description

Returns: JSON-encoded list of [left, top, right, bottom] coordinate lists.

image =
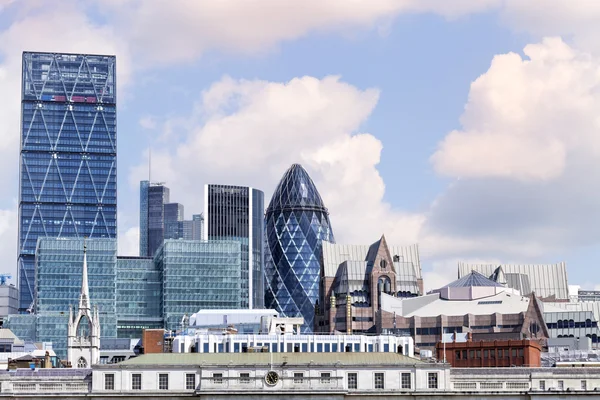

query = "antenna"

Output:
[[148, 146, 152, 183]]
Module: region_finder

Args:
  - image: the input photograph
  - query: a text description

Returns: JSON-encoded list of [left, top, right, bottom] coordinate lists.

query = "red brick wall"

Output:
[[436, 339, 542, 367], [142, 329, 165, 354]]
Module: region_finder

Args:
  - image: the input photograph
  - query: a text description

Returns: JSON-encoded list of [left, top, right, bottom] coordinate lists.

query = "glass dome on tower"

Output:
[[264, 164, 335, 332]]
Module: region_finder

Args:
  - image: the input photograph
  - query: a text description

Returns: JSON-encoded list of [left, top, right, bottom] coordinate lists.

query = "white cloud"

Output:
[[95, 0, 499, 66], [431, 37, 600, 182], [118, 226, 140, 257], [129, 75, 424, 246], [425, 38, 600, 273]]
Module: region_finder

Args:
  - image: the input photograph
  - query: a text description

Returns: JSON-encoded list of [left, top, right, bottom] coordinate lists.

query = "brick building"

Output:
[[436, 336, 543, 367], [314, 235, 423, 334]]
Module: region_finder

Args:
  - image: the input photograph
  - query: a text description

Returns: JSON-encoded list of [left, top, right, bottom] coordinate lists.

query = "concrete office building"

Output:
[[378, 271, 549, 350], [18, 52, 117, 312]]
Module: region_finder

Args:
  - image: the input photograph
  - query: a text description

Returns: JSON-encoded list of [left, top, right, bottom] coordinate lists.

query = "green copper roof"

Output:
[[115, 352, 424, 367]]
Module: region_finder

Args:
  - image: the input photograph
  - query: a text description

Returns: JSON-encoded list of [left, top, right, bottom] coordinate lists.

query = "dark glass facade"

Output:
[[164, 203, 184, 239], [145, 184, 169, 257], [205, 185, 264, 309], [264, 164, 335, 332], [139, 181, 149, 257], [18, 52, 117, 311]]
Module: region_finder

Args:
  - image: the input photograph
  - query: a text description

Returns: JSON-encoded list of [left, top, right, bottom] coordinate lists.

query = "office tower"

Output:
[[18, 52, 117, 312], [139, 181, 150, 257], [35, 238, 117, 357], [116, 256, 162, 338], [146, 184, 170, 257], [264, 164, 335, 332], [164, 203, 184, 239], [182, 213, 204, 240], [204, 185, 264, 309], [156, 240, 242, 331]]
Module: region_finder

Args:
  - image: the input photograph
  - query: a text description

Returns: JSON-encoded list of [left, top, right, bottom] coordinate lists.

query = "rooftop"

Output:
[[442, 271, 503, 288], [115, 352, 424, 367]]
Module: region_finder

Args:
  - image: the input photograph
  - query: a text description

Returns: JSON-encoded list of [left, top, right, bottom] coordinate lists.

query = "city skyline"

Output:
[[1, 2, 600, 292]]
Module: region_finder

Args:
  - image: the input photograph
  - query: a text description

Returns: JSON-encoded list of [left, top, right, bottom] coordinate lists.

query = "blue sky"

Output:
[[1, 1, 599, 290]]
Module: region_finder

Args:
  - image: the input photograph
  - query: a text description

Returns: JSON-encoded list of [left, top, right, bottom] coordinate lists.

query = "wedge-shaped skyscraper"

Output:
[[264, 164, 334, 331]]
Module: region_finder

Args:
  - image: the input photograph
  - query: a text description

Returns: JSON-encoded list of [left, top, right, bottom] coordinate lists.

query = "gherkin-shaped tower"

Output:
[[264, 164, 335, 332]]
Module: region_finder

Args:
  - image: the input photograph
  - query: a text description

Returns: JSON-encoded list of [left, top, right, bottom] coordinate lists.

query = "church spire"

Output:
[[79, 238, 90, 311]]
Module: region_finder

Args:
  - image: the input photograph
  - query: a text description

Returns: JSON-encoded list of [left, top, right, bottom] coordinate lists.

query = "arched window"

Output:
[[380, 259, 387, 269], [569, 319, 575, 328], [77, 315, 91, 338], [77, 357, 87, 368], [586, 319, 592, 328], [557, 320, 563, 329]]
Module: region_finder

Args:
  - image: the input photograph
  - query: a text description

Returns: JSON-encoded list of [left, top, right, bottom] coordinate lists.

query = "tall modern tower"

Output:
[[139, 182, 170, 257], [264, 164, 335, 332], [204, 184, 264, 309], [18, 52, 117, 312]]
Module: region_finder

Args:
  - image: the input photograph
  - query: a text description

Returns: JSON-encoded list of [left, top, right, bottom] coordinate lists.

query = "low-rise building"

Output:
[[436, 338, 542, 368]]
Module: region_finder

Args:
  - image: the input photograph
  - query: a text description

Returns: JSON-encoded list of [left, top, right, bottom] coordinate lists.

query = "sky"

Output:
[[1, 0, 600, 291]]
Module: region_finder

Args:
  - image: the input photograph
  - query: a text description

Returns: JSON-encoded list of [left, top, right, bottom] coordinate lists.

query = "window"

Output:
[[186, 374, 196, 390], [321, 372, 331, 384], [455, 350, 461, 359], [159, 374, 169, 390], [581, 380, 587, 390], [539, 380, 545, 390], [374, 373, 385, 389], [104, 374, 115, 390], [558, 380, 564, 390], [294, 372, 304, 384], [469, 350, 475, 359], [240, 373, 250, 384], [213, 373, 223, 384], [428, 373, 438, 389], [511, 349, 517, 357], [347, 373, 357, 389], [77, 357, 87, 368], [401, 373, 411, 389], [131, 374, 141, 390], [484, 350, 489, 359], [518, 348, 524, 357], [476, 350, 481, 358]]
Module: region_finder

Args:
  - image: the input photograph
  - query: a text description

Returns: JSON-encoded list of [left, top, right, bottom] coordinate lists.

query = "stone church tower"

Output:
[[67, 241, 100, 368]]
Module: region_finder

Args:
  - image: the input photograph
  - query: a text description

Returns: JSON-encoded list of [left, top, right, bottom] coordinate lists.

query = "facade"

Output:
[[204, 184, 264, 309], [0, 284, 19, 321], [67, 242, 101, 368], [116, 256, 163, 338], [19, 52, 117, 311], [34, 238, 117, 358], [544, 301, 600, 347], [92, 353, 448, 395], [139, 181, 149, 257], [173, 333, 414, 357], [146, 183, 170, 257], [458, 262, 569, 301], [378, 271, 549, 350], [436, 338, 542, 368], [265, 164, 335, 331], [188, 309, 279, 334], [164, 203, 185, 240], [155, 240, 242, 331], [182, 213, 204, 241], [316, 235, 422, 334]]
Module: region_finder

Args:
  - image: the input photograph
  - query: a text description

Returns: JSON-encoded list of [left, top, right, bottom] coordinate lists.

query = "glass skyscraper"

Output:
[[156, 240, 242, 331], [139, 182, 170, 257], [264, 164, 335, 332], [116, 256, 163, 338], [204, 185, 264, 309], [18, 52, 117, 311], [164, 203, 184, 239]]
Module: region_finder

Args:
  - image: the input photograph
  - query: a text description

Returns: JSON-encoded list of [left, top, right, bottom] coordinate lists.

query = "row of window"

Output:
[[103, 372, 438, 391], [547, 319, 598, 329], [539, 380, 587, 391], [455, 348, 525, 360]]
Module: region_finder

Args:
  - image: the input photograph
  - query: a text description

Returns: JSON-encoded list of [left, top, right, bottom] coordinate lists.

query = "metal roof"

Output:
[[442, 271, 503, 288], [458, 262, 568, 300], [116, 352, 424, 367]]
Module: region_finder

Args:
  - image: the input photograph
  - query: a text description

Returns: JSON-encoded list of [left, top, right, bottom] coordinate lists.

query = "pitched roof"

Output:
[[442, 270, 503, 289]]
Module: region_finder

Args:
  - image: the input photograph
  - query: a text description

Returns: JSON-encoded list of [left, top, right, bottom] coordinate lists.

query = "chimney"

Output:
[[467, 331, 473, 342], [44, 351, 51, 368]]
